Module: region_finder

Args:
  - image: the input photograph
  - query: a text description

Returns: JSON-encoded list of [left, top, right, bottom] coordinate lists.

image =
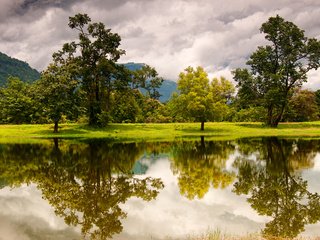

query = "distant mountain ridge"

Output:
[[122, 62, 177, 102], [0, 52, 40, 86]]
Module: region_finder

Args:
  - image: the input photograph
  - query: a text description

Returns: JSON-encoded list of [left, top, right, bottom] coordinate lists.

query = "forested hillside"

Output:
[[0, 52, 40, 86]]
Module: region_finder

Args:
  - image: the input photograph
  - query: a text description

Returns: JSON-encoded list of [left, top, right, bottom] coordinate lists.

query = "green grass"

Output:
[[1, 122, 320, 143]]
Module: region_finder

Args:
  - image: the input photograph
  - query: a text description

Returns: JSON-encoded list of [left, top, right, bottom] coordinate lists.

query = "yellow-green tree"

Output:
[[211, 76, 235, 121], [168, 67, 235, 129]]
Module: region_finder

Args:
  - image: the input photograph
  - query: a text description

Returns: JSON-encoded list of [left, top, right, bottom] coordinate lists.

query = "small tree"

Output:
[[168, 67, 235, 130], [169, 66, 214, 130], [233, 15, 320, 127], [0, 77, 36, 124], [37, 63, 82, 133]]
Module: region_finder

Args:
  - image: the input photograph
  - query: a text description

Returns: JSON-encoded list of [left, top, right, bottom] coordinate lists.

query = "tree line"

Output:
[[1, 14, 320, 131]]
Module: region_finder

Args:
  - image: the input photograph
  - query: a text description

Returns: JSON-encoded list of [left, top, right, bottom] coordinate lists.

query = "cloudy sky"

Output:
[[1, 0, 320, 88]]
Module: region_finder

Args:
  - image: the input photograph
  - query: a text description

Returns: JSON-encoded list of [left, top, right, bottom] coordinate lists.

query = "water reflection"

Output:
[[0, 137, 319, 239], [233, 137, 320, 238], [0, 140, 164, 239], [170, 137, 236, 199]]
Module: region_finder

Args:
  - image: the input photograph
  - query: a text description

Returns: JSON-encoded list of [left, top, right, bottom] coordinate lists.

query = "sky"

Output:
[[1, 0, 320, 89]]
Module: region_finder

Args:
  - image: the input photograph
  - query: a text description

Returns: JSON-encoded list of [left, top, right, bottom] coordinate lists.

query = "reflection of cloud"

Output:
[[301, 153, 320, 194], [312, 154, 320, 172], [1, 154, 320, 239], [119, 158, 267, 239], [0, 184, 80, 240]]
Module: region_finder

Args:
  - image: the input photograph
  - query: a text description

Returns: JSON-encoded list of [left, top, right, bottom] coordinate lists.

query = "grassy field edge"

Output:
[[1, 122, 320, 143]]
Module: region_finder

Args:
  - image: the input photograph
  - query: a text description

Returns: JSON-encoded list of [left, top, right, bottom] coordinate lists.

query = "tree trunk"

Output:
[[273, 103, 286, 127], [267, 105, 273, 126], [201, 121, 204, 131], [89, 103, 101, 126], [54, 121, 59, 133]]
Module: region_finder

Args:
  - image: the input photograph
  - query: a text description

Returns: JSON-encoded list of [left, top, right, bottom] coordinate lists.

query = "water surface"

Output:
[[0, 137, 320, 239]]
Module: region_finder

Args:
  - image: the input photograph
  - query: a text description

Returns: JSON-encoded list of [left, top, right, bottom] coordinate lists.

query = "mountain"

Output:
[[0, 55, 177, 102], [122, 62, 177, 102], [0, 52, 40, 86]]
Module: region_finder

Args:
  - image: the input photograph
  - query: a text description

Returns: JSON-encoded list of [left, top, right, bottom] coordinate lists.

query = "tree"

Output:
[[169, 66, 214, 130], [210, 76, 235, 121], [168, 67, 235, 129], [36, 63, 83, 133], [52, 13, 129, 126], [314, 89, 320, 114], [131, 64, 164, 100], [284, 89, 319, 122], [233, 15, 320, 127], [0, 77, 37, 123]]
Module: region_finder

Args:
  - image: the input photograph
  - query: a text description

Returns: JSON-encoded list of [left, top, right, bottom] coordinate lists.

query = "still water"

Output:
[[0, 137, 320, 239]]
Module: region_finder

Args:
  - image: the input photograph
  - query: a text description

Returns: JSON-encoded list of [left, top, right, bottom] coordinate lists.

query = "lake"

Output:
[[0, 137, 319, 239]]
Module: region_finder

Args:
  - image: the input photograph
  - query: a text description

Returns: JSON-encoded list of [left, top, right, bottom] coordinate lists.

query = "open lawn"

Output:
[[1, 122, 320, 143]]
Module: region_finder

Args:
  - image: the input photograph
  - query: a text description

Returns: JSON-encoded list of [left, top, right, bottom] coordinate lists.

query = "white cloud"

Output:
[[0, 0, 320, 88], [0, 184, 80, 240], [119, 157, 267, 239]]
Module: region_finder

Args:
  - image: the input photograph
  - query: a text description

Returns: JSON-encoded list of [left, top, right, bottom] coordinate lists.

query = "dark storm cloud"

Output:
[[19, 0, 81, 13]]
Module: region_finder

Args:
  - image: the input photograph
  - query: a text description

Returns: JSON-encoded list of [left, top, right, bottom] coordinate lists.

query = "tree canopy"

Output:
[[52, 13, 129, 126], [168, 66, 234, 130], [233, 15, 320, 127]]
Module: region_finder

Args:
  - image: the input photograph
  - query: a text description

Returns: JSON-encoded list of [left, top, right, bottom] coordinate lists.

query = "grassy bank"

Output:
[[1, 121, 320, 143]]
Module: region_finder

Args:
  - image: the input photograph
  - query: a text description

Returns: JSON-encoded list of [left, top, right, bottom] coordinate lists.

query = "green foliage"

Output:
[[122, 62, 177, 102], [169, 67, 214, 130], [0, 52, 40, 86], [234, 15, 320, 127], [131, 64, 164, 100], [36, 63, 83, 132], [210, 76, 235, 121], [168, 67, 235, 129], [53, 13, 129, 126], [284, 89, 319, 122], [233, 106, 266, 122], [0, 77, 39, 123], [110, 89, 142, 123]]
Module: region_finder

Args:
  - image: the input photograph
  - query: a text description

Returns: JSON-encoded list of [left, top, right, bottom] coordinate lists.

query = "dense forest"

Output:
[[0, 52, 40, 86], [1, 13, 320, 131]]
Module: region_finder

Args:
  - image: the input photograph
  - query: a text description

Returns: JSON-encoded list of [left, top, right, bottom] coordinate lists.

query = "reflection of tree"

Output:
[[0, 143, 52, 186], [233, 138, 320, 238], [0, 140, 164, 240], [170, 137, 235, 199]]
